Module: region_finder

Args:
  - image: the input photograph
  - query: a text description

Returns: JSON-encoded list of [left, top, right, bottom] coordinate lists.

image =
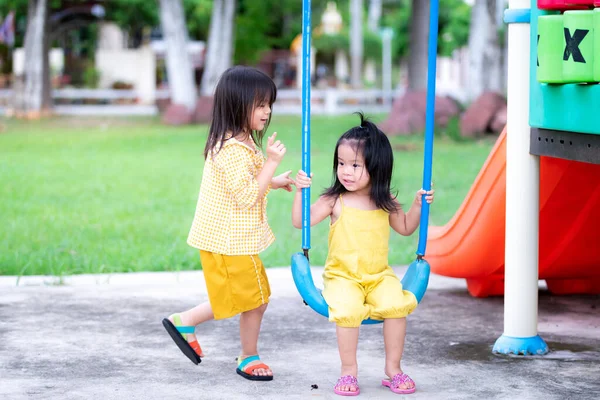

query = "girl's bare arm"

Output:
[[292, 193, 334, 229]]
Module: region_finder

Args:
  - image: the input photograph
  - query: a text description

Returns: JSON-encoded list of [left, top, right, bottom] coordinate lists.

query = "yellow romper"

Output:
[[322, 196, 418, 328]]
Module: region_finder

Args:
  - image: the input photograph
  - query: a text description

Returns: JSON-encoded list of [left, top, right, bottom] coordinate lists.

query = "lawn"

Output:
[[0, 115, 496, 276]]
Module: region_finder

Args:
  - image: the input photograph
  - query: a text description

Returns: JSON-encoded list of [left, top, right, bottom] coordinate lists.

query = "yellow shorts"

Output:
[[200, 251, 271, 320], [323, 272, 418, 328]]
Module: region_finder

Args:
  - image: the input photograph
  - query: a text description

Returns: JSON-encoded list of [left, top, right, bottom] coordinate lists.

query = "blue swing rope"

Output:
[[417, 0, 439, 257], [301, 0, 312, 257]]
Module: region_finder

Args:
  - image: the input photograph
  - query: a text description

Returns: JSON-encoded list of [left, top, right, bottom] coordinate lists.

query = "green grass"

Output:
[[0, 115, 495, 276]]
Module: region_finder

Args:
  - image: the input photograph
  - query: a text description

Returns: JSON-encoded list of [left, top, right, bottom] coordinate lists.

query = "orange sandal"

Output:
[[236, 355, 273, 381]]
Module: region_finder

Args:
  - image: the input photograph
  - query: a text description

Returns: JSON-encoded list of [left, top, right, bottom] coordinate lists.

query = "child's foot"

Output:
[[382, 368, 416, 394], [169, 314, 204, 357], [334, 375, 360, 396], [236, 355, 273, 381], [162, 313, 204, 365], [167, 313, 204, 356]]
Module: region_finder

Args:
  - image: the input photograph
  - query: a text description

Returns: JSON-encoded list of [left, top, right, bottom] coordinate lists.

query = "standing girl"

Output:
[[163, 66, 293, 381], [292, 113, 434, 395]]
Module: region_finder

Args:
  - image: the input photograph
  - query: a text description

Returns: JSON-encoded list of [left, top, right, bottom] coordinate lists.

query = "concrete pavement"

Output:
[[1, 267, 599, 400]]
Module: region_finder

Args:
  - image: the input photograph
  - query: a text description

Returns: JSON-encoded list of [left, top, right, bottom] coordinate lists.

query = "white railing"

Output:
[[274, 89, 396, 115], [53, 88, 139, 100], [0, 88, 140, 100], [0, 88, 399, 116]]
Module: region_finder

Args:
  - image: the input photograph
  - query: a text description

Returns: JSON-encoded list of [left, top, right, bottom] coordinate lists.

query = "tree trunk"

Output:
[[407, 0, 429, 91], [200, 0, 222, 95], [220, 0, 236, 73], [349, 0, 363, 88], [498, 0, 508, 94], [16, 0, 51, 117], [467, 0, 502, 101], [159, 0, 196, 111], [368, 0, 382, 33], [200, 0, 236, 96], [42, 25, 51, 109]]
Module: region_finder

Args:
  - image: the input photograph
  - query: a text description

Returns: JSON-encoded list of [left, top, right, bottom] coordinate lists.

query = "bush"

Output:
[[83, 64, 101, 89]]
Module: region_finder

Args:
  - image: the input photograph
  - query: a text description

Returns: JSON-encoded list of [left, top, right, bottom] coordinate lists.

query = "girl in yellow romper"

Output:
[[162, 66, 293, 381], [293, 113, 434, 396]]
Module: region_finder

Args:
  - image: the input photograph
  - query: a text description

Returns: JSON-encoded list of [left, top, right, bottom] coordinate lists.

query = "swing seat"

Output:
[[291, 252, 430, 325], [292, 0, 438, 324]]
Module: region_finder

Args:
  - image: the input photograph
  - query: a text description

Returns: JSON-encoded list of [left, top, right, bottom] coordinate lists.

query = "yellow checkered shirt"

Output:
[[187, 138, 275, 255]]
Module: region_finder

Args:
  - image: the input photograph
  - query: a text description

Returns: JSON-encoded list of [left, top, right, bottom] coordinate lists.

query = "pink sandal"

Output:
[[382, 373, 416, 394], [334, 375, 360, 396]]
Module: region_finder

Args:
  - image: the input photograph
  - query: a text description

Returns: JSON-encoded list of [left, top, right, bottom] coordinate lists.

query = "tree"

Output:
[[349, 0, 363, 88], [158, 0, 196, 111], [232, 0, 329, 65], [382, 0, 470, 61], [200, 0, 222, 95], [367, 0, 381, 33], [108, 0, 212, 43], [438, 0, 471, 57], [467, 0, 503, 100], [106, 0, 158, 47], [11, 1, 109, 116], [183, 0, 212, 41], [0, 0, 28, 48], [220, 0, 235, 74], [200, 0, 235, 95], [15, 0, 50, 117], [407, 0, 428, 91]]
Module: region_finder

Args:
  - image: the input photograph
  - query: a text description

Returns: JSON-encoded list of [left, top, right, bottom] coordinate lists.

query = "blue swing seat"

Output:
[[291, 252, 430, 325]]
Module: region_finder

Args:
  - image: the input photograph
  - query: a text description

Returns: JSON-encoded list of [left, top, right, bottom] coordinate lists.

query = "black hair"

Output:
[[204, 66, 277, 158], [322, 112, 399, 213]]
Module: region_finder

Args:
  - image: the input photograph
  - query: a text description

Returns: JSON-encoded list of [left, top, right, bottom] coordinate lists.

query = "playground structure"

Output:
[[428, 0, 600, 355]]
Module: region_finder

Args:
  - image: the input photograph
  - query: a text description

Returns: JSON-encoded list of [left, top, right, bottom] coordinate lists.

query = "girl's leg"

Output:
[[383, 318, 414, 390], [169, 301, 214, 354], [239, 303, 272, 377], [322, 275, 368, 394], [365, 273, 417, 390], [336, 326, 360, 393]]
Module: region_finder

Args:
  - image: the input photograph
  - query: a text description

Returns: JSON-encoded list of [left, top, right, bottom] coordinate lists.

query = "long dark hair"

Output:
[[322, 112, 399, 213], [204, 66, 277, 158]]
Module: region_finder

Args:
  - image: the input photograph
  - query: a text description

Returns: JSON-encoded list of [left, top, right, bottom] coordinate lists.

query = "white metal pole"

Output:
[[505, 0, 537, 338], [494, 0, 547, 355]]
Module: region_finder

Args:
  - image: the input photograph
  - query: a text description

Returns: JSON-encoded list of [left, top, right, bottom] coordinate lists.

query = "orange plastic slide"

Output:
[[426, 128, 600, 297]]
